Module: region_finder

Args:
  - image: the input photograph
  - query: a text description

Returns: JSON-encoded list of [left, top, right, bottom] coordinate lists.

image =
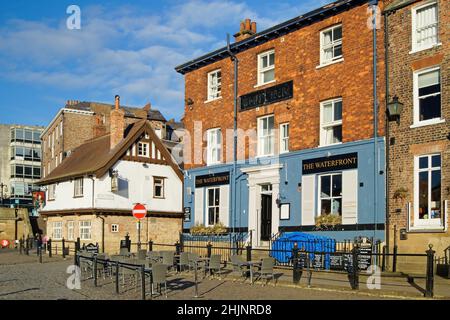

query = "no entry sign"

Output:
[[1, 239, 10, 248], [132, 203, 147, 220]]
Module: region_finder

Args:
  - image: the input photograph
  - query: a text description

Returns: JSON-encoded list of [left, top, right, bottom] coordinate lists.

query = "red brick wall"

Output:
[[182, 2, 386, 170]]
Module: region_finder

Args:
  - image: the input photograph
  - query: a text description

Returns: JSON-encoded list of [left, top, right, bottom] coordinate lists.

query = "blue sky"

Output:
[[0, 0, 332, 126]]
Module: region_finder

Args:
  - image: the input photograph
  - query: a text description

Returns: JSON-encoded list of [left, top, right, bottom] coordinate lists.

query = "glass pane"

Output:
[[431, 155, 441, 168], [419, 83, 440, 96], [33, 132, 40, 142], [321, 200, 331, 215], [16, 129, 24, 140], [430, 170, 441, 219], [418, 70, 439, 88], [323, 30, 332, 45], [333, 26, 342, 41], [332, 174, 342, 197], [332, 198, 342, 216], [24, 130, 32, 141], [334, 101, 342, 121], [261, 55, 268, 68], [263, 69, 275, 83], [269, 53, 275, 66], [419, 157, 428, 169], [418, 171, 428, 219], [214, 189, 220, 206], [419, 95, 441, 121], [323, 48, 333, 62], [333, 44, 342, 58], [332, 125, 342, 143], [323, 103, 333, 123], [321, 175, 331, 198], [208, 189, 214, 206]]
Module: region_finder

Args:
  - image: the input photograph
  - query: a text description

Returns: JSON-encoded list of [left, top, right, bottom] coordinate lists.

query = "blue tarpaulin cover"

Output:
[[270, 232, 336, 268]]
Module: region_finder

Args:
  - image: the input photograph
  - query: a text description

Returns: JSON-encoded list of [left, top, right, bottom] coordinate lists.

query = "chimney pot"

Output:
[[234, 18, 257, 42], [245, 19, 251, 31], [251, 21, 257, 34], [115, 95, 120, 110]]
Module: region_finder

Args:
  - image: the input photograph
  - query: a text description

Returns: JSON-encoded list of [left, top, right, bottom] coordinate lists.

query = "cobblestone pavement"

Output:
[[1, 251, 447, 300]]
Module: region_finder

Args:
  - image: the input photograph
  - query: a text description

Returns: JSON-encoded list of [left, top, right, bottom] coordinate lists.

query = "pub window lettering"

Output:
[[320, 98, 343, 146], [414, 66, 441, 125], [257, 50, 275, 86]]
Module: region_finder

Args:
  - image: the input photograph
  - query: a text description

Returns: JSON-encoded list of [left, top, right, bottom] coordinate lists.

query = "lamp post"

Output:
[[387, 96, 404, 124]]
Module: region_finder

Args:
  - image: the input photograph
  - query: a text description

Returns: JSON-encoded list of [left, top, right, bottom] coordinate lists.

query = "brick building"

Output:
[[40, 100, 177, 179], [177, 0, 387, 247], [384, 0, 449, 267], [38, 96, 184, 254]]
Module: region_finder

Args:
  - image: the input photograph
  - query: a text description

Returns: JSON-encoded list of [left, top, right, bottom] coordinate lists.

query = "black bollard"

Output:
[[425, 244, 435, 298], [115, 261, 120, 294], [292, 243, 301, 284], [48, 239, 52, 258], [246, 245, 252, 262], [93, 256, 98, 287], [206, 242, 212, 258], [148, 240, 153, 252], [351, 246, 359, 290], [62, 238, 66, 259]]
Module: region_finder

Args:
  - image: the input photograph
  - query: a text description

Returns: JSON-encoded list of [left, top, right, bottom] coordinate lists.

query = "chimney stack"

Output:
[[234, 18, 257, 42], [110, 95, 125, 150]]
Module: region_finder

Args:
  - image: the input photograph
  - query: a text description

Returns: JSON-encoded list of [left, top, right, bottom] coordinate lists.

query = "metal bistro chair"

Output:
[[119, 257, 141, 291], [161, 251, 176, 273], [230, 255, 248, 282], [79, 252, 94, 280], [255, 257, 276, 286], [205, 254, 227, 280], [177, 252, 190, 273], [95, 254, 110, 279], [137, 249, 147, 260], [152, 264, 168, 298], [148, 251, 161, 263]]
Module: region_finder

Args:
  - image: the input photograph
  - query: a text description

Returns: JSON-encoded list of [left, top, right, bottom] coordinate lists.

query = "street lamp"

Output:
[[387, 96, 404, 124]]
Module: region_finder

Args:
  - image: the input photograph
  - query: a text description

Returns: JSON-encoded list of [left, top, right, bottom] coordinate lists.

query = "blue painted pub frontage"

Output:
[[183, 138, 386, 247]]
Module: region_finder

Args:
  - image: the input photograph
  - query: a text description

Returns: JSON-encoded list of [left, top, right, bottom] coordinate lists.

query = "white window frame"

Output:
[[413, 154, 442, 228], [111, 224, 119, 233], [257, 50, 275, 86], [74, 178, 84, 197], [67, 221, 74, 240], [79, 221, 92, 240], [411, 1, 440, 53], [48, 184, 56, 200], [318, 173, 343, 217], [320, 98, 343, 147], [153, 177, 165, 199], [52, 221, 63, 240], [279, 123, 290, 154], [206, 187, 220, 226], [320, 24, 343, 66], [138, 142, 150, 157], [206, 128, 222, 165], [412, 66, 443, 127], [257, 115, 275, 157], [207, 69, 222, 102]]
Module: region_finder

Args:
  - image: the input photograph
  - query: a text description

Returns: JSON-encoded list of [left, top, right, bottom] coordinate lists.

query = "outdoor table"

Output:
[[243, 260, 262, 285]]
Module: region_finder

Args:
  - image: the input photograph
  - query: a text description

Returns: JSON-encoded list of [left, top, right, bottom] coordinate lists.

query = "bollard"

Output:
[[425, 244, 435, 298], [39, 246, 43, 264], [206, 242, 212, 258], [48, 239, 52, 258], [392, 245, 398, 273], [246, 245, 252, 262], [115, 261, 120, 294], [62, 238, 66, 259], [76, 238, 81, 252], [19, 238, 23, 255], [351, 246, 359, 290], [93, 256, 98, 287], [141, 265, 146, 300], [74, 250, 78, 267], [175, 241, 181, 255], [292, 243, 301, 284], [381, 246, 386, 272], [148, 240, 153, 252]]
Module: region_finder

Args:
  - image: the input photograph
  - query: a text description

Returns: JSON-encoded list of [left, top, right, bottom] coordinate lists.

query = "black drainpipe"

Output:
[[383, 9, 391, 264]]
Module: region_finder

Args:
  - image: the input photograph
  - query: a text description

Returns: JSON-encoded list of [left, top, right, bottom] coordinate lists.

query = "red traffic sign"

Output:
[[132, 203, 147, 220], [1, 239, 10, 248]]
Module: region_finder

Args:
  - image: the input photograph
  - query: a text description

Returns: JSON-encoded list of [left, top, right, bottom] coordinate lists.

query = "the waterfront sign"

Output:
[[302, 153, 358, 175], [195, 172, 230, 188], [240, 80, 294, 111]]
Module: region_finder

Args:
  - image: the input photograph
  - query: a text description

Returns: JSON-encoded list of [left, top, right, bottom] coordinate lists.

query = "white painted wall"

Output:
[[42, 160, 183, 214]]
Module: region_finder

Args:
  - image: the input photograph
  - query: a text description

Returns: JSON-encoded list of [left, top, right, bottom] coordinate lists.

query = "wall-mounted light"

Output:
[[110, 169, 119, 192], [186, 98, 194, 110], [387, 96, 404, 124]]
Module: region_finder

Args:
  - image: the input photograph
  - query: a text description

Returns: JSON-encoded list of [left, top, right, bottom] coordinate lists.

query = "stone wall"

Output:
[[0, 208, 33, 244]]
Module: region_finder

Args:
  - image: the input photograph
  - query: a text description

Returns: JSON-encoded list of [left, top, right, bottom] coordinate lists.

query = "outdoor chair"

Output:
[[79, 252, 94, 279], [205, 254, 227, 280], [161, 251, 176, 272], [118, 257, 141, 291], [95, 253, 110, 279], [177, 252, 190, 273], [151, 264, 168, 298], [255, 257, 276, 286], [137, 249, 147, 260], [188, 252, 205, 274], [230, 255, 248, 282], [148, 251, 161, 263]]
